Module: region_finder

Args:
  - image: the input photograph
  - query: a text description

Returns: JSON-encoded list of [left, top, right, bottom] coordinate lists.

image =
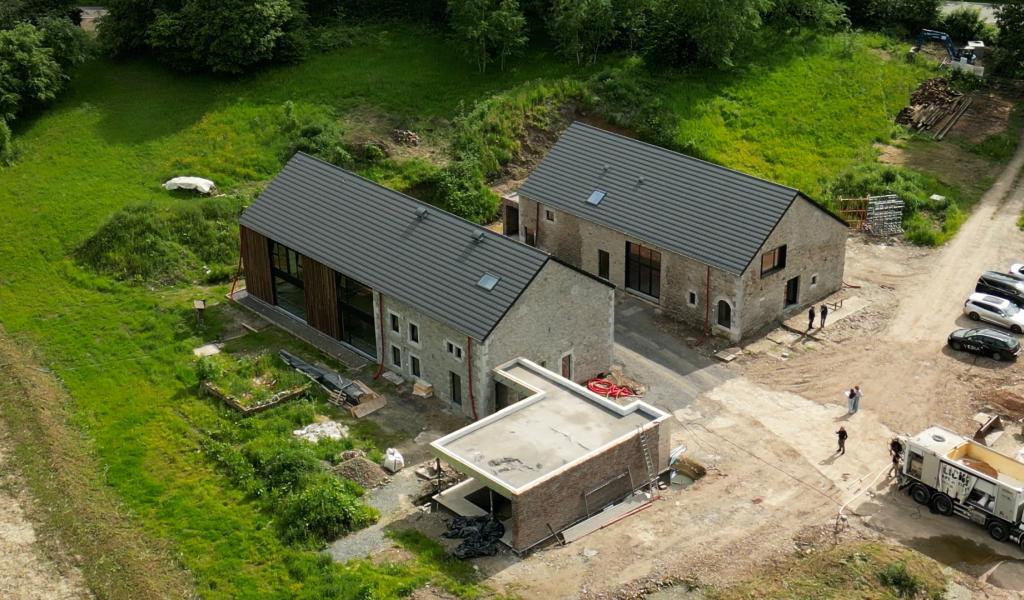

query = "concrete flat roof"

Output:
[[431, 358, 669, 496]]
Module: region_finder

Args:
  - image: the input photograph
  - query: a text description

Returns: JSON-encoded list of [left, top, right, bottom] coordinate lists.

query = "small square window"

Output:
[[688, 291, 698, 306], [408, 322, 420, 344], [390, 313, 400, 333], [455, 347, 463, 359], [410, 355, 421, 378], [446, 341, 454, 353], [477, 273, 500, 291], [545, 209, 555, 222], [811, 274, 818, 286], [391, 345, 401, 367]]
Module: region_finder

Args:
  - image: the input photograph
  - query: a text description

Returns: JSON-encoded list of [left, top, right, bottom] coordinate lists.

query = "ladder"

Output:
[[638, 426, 657, 491]]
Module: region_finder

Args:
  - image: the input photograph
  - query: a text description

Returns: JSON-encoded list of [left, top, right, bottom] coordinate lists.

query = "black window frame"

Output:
[[598, 249, 610, 280], [408, 322, 420, 345], [410, 355, 421, 378], [336, 273, 377, 359], [625, 242, 662, 299], [389, 312, 400, 333], [760, 245, 787, 277], [268, 241, 306, 318], [391, 344, 402, 368], [545, 209, 555, 222]]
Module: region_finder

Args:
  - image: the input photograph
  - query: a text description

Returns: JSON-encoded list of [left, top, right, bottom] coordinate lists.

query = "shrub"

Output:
[[937, 6, 987, 44], [994, 1, 1024, 78], [242, 436, 320, 495], [448, 0, 528, 72], [75, 198, 242, 285], [878, 561, 922, 598], [195, 356, 225, 382], [429, 161, 499, 224], [587, 63, 678, 151], [279, 101, 352, 166], [0, 23, 64, 122], [280, 473, 377, 544]]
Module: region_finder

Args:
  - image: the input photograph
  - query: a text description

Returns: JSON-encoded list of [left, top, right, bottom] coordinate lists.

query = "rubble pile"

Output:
[[391, 129, 421, 146], [332, 456, 390, 489], [292, 420, 348, 443]]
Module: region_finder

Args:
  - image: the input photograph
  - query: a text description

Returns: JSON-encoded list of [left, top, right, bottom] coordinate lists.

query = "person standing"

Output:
[[808, 306, 815, 331], [846, 387, 856, 414], [836, 426, 848, 455], [819, 304, 829, 328], [889, 437, 904, 477], [850, 385, 861, 414]]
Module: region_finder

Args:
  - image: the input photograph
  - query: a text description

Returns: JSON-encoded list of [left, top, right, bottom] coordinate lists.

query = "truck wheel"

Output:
[[931, 493, 954, 516], [910, 484, 931, 505], [988, 520, 1010, 542]]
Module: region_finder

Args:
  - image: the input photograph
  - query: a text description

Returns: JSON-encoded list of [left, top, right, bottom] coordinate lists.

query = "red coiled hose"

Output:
[[587, 378, 636, 398]]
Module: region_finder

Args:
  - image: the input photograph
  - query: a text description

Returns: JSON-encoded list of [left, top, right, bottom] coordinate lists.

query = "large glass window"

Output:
[[337, 274, 377, 358], [625, 242, 661, 299], [269, 241, 306, 320]]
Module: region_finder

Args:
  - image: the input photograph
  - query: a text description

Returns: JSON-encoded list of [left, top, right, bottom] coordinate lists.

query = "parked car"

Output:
[[976, 271, 1024, 305], [1009, 264, 1024, 281], [964, 293, 1024, 333], [947, 328, 1021, 361]]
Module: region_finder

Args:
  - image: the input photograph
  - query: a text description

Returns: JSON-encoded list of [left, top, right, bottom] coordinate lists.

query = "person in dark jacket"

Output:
[[820, 304, 829, 328], [808, 306, 815, 331], [836, 426, 848, 455], [889, 438, 903, 477]]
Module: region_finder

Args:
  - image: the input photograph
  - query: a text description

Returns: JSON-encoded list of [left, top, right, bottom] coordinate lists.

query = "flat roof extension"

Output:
[[431, 359, 669, 496]]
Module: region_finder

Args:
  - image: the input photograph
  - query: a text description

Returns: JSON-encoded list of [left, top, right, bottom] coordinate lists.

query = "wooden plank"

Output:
[[302, 255, 340, 338], [239, 226, 274, 303]]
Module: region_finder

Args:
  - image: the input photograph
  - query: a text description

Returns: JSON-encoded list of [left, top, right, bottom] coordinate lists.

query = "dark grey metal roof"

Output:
[[519, 122, 803, 275], [241, 153, 549, 340]]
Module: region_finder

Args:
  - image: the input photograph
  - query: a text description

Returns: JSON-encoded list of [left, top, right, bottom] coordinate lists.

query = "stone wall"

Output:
[[479, 260, 614, 415], [738, 196, 847, 336], [376, 292, 481, 418], [510, 420, 670, 551], [519, 196, 741, 338]]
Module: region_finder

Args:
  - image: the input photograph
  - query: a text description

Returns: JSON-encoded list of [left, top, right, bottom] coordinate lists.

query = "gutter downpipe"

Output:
[[373, 292, 386, 379], [466, 336, 478, 421]]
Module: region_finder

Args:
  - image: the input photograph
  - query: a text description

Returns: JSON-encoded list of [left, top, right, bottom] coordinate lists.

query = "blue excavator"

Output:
[[912, 29, 977, 64]]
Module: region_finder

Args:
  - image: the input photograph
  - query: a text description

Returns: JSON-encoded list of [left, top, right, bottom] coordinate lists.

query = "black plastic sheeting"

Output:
[[442, 515, 505, 559], [278, 350, 368, 405]]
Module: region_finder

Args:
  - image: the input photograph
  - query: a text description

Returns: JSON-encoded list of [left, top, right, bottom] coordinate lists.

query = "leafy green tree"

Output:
[[0, 23, 63, 122], [994, 1, 1024, 77], [549, 0, 615, 65], [146, 0, 299, 73], [0, 0, 75, 28], [766, 0, 846, 31], [644, 0, 768, 68], [447, 0, 527, 72], [0, 119, 14, 166], [98, 0, 161, 54], [840, 0, 939, 33], [36, 15, 90, 68]]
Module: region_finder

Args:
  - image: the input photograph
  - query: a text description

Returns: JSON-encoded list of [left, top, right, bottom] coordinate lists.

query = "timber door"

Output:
[[785, 276, 800, 307], [504, 204, 519, 236]]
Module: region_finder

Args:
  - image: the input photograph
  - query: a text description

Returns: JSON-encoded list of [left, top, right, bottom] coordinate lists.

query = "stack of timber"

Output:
[[895, 77, 973, 140]]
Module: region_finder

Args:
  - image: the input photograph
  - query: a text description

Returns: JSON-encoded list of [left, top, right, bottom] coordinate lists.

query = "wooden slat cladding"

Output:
[[239, 225, 273, 303], [302, 255, 340, 338]]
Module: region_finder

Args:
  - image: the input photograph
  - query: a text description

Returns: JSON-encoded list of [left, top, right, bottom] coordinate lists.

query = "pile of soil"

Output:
[[975, 388, 1024, 418], [332, 456, 390, 490]]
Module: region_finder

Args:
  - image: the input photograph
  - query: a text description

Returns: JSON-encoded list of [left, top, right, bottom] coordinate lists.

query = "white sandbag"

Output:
[[163, 176, 216, 194], [382, 447, 405, 473]]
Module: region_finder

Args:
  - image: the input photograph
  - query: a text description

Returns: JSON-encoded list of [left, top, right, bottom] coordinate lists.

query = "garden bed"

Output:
[[196, 351, 312, 414]]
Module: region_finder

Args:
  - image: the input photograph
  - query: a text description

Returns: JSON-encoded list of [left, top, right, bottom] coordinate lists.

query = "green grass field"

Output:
[[0, 22, 972, 598]]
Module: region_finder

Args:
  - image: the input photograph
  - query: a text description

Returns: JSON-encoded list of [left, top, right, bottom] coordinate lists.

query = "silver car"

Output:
[[1009, 264, 1024, 281], [964, 293, 1024, 334]]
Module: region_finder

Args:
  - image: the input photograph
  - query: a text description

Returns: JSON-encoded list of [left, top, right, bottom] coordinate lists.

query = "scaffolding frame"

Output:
[[838, 194, 904, 236]]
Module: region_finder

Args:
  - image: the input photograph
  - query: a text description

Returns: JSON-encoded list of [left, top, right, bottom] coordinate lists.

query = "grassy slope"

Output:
[[0, 25, 935, 598], [663, 33, 934, 200]]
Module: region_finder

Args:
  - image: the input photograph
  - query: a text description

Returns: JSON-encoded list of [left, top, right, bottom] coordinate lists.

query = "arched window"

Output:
[[717, 300, 732, 328]]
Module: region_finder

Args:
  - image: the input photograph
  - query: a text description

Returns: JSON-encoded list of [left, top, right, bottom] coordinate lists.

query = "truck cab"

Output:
[[901, 426, 1024, 546]]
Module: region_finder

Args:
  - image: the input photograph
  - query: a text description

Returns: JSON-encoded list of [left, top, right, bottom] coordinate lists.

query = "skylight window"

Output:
[[587, 190, 606, 206], [477, 273, 500, 291]]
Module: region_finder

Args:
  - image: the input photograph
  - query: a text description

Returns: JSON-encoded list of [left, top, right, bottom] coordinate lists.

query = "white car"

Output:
[[1009, 264, 1024, 281], [964, 293, 1024, 334]]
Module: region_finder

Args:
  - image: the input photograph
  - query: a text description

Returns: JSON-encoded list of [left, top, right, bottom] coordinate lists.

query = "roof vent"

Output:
[[637, 176, 645, 186], [602, 164, 610, 173], [415, 206, 428, 221], [932, 434, 946, 443], [472, 231, 486, 244], [477, 273, 500, 291], [586, 190, 606, 206]]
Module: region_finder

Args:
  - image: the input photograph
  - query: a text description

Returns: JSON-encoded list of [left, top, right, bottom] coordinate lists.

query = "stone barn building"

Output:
[[505, 122, 848, 341], [234, 152, 614, 419]]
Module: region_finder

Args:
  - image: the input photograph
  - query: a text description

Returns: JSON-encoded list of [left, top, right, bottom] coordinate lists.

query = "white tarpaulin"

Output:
[[163, 176, 216, 194]]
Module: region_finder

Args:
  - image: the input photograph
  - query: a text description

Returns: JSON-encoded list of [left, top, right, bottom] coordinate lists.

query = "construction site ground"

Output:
[[425, 128, 1024, 598]]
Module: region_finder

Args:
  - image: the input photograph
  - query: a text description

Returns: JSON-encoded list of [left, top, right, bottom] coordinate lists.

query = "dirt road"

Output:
[[0, 434, 89, 600]]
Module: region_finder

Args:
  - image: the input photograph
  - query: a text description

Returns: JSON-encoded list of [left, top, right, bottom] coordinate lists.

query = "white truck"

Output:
[[899, 426, 1024, 547]]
